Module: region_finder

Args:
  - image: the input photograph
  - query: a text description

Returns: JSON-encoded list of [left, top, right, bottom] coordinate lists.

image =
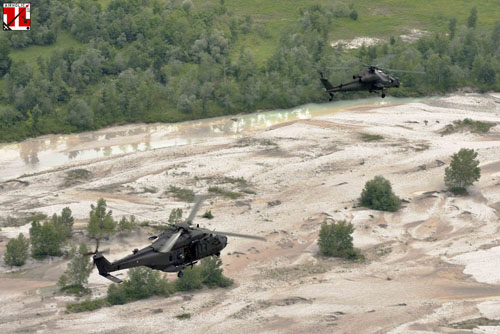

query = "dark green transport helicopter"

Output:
[[320, 64, 425, 100], [88, 196, 266, 283]]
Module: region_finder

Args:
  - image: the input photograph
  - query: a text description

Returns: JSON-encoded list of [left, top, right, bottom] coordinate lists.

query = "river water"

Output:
[[0, 97, 429, 181]]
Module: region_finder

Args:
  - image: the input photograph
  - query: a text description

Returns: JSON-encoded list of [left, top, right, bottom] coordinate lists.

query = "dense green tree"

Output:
[[0, 38, 12, 76], [4, 233, 29, 266], [360, 176, 401, 212], [67, 98, 93, 129], [87, 198, 116, 239], [175, 266, 203, 291], [318, 220, 357, 258], [444, 148, 481, 194], [448, 18, 457, 40], [467, 7, 477, 29], [29, 221, 63, 258]]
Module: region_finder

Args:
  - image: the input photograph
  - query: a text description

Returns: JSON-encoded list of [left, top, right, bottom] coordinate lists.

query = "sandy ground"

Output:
[[1, 93, 500, 333]]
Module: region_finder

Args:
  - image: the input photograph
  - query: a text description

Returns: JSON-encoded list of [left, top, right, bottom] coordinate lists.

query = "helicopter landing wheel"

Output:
[[381, 92, 386, 98], [177, 271, 184, 278]]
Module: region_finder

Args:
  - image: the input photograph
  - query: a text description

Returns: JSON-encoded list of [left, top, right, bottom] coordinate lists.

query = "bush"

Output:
[[66, 299, 108, 313], [442, 118, 496, 134], [349, 9, 358, 20], [202, 210, 214, 219], [118, 216, 137, 232], [200, 256, 233, 288], [444, 148, 480, 194], [208, 186, 241, 199], [318, 220, 358, 258], [107, 267, 171, 305], [4, 233, 29, 266], [175, 266, 203, 291], [167, 186, 195, 202], [360, 176, 401, 212], [168, 208, 183, 224]]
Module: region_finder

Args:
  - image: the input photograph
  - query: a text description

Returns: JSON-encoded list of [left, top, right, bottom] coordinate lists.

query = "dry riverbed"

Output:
[[1, 93, 500, 333]]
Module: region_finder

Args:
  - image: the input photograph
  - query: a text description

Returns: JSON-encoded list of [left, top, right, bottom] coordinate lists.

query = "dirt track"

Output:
[[1, 93, 500, 333]]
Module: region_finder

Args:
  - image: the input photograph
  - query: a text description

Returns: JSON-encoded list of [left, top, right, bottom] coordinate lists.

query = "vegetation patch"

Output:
[[361, 133, 384, 142], [450, 317, 500, 330], [175, 313, 191, 320], [442, 118, 496, 135], [264, 263, 327, 281], [166, 186, 195, 202], [208, 186, 241, 199], [66, 299, 109, 313], [64, 169, 93, 186]]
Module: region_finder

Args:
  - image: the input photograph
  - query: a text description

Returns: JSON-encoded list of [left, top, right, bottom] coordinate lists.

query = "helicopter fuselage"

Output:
[[94, 230, 227, 282]]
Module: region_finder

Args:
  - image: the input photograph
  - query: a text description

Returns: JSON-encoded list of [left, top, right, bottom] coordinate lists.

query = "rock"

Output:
[[151, 308, 163, 314], [267, 200, 281, 207]]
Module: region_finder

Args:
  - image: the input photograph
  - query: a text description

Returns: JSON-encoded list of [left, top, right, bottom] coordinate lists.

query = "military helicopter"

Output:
[[87, 196, 266, 283], [320, 62, 425, 99]]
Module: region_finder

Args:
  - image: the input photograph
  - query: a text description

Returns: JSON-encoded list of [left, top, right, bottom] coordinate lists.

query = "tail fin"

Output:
[[94, 253, 122, 283], [320, 72, 335, 91]]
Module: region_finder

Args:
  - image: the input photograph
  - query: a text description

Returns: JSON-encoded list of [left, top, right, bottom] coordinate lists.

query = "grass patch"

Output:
[[60, 284, 89, 296], [450, 317, 500, 330], [361, 133, 384, 142], [442, 118, 496, 135], [66, 299, 108, 313], [175, 313, 191, 320], [166, 186, 195, 202], [208, 186, 241, 199]]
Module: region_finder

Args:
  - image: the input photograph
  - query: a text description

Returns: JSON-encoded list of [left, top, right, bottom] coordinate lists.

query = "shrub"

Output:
[[318, 220, 358, 258], [66, 299, 108, 313], [349, 9, 358, 20], [361, 133, 384, 142], [208, 186, 241, 199], [168, 208, 183, 224], [167, 186, 195, 202], [107, 267, 171, 305], [175, 266, 203, 291], [444, 148, 480, 194], [200, 256, 233, 288], [202, 210, 214, 219], [442, 118, 496, 134], [118, 215, 137, 232], [360, 176, 401, 212], [4, 233, 29, 266]]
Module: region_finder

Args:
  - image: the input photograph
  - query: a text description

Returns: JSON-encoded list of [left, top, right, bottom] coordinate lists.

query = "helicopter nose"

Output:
[[217, 235, 227, 249]]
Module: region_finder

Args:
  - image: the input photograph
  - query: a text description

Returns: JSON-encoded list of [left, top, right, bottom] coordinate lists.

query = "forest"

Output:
[[0, 0, 499, 142]]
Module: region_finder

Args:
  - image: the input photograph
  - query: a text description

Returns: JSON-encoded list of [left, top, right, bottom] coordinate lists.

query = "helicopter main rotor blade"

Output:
[[159, 230, 182, 253], [375, 54, 395, 67], [185, 195, 206, 224], [382, 68, 426, 74], [197, 228, 266, 241]]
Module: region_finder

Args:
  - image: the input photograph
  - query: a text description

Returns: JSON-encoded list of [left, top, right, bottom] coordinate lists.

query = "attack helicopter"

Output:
[[320, 61, 425, 99], [87, 196, 266, 283]]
